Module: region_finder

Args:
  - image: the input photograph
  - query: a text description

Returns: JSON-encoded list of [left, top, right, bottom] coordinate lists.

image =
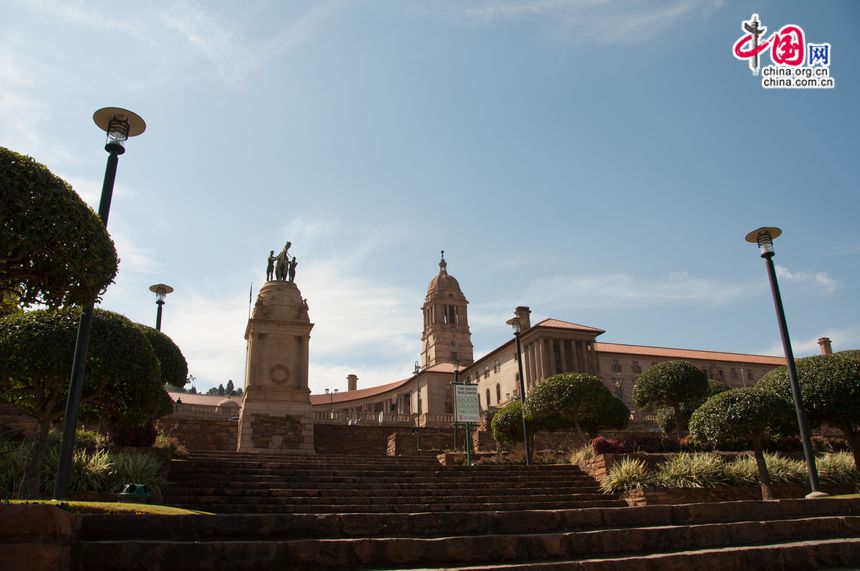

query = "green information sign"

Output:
[[453, 384, 480, 424]]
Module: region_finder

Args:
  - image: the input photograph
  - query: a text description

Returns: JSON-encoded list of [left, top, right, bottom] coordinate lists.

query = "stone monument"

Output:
[[237, 246, 314, 453]]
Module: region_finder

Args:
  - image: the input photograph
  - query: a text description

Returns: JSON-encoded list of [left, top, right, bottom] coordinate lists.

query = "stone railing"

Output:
[[421, 413, 454, 427], [171, 403, 238, 419], [312, 411, 418, 426]]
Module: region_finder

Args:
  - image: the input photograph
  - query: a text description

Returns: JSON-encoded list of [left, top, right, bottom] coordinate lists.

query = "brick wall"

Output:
[[157, 417, 237, 451], [387, 428, 467, 456]]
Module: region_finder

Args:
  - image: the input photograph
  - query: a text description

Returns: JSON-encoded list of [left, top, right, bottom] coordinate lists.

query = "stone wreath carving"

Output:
[[270, 364, 291, 385]]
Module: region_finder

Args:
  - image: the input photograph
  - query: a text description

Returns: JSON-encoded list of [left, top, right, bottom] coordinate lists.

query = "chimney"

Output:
[[347, 374, 358, 391], [818, 337, 833, 356], [514, 306, 531, 330]]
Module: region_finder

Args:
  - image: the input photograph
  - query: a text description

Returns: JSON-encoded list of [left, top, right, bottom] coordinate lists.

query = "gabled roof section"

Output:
[[309, 377, 412, 406], [595, 342, 785, 366], [167, 392, 242, 406], [533, 318, 605, 335]]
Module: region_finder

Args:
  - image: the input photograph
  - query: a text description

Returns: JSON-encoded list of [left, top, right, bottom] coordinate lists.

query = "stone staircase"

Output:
[[163, 451, 623, 514], [70, 452, 860, 570]]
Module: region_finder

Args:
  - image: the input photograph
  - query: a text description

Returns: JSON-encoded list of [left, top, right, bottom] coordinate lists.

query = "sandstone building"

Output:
[[167, 254, 802, 429]]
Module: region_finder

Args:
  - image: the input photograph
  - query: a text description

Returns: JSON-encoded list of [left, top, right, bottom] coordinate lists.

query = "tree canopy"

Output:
[[632, 360, 709, 436], [0, 147, 119, 310], [491, 400, 529, 446], [525, 373, 629, 442], [655, 379, 730, 434], [0, 308, 165, 497], [137, 324, 188, 388], [688, 387, 794, 499], [757, 353, 860, 469]]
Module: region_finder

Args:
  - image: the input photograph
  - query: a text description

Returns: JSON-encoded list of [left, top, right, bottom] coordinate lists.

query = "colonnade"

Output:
[[522, 337, 597, 388]]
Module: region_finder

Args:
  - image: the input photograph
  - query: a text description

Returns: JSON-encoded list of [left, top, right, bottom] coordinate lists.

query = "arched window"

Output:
[[485, 388, 491, 408], [496, 383, 501, 403]]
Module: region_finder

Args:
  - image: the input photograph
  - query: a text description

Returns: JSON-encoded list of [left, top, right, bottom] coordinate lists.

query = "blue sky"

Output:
[[2, 0, 858, 394]]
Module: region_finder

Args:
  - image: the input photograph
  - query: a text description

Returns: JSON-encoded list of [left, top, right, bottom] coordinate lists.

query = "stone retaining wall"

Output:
[[386, 428, 466, 456], [624, 483, 858, 506], [156, 417, 237, 451]]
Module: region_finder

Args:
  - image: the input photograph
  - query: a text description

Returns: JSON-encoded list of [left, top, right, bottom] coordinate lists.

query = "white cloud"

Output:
[[524, 271, 744, 309], [775, 265, 838, 296], [762, 326, 860, 358], [464, 0, 722, 44], [144, 213, 424, 393]]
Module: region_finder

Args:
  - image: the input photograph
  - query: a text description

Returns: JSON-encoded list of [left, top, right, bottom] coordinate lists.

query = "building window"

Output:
[[611, 360, 622, 373], [718, 368, 724, 380], [494, 360, 500, 374], [746, 369, 755, 381], [631, 361, 641, 374], [731, 368, 738, 380], [496, 383, 501, 403], [486, 388, 491, 408], [484, 367, 490, 379]]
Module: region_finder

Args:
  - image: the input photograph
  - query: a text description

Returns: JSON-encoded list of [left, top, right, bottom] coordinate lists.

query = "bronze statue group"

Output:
[[267, 242, 298, 283]]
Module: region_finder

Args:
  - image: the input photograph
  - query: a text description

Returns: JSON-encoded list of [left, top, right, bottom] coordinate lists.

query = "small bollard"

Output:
[[118, 483, 153, 504]]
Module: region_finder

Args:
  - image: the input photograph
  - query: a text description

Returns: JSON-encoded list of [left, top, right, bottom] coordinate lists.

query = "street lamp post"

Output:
[[54, 108, 145, 500], [745, 226, 824, 497], [507, 316, 531, 466], [325, 388, 339, 418], [413, 362, 422, 452], [149, 283, 174, 331]]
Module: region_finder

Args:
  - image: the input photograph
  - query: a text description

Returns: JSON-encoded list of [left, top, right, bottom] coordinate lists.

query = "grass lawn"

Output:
[[3, 499, 211, 515], [828, 493, 860, 499]]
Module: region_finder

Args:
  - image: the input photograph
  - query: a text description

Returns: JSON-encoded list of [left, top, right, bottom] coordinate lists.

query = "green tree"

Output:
[[217, 383, 225, 396], [226, 379, 235, 396], [0, 147, 118, 309], [188, 386, 198, 395], [0, 308, 163, 498], [137, 325, 188, 388], [491, 400, 531, 447], [689, 387, 794, 500], [757, 353, 860, 469], [632, 360, 708, 438], [525, 373, 629, 444], [655, 379, 731, 435]]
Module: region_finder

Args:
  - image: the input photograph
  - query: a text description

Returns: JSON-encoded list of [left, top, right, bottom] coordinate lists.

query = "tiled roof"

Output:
[[594, 342, 785, 365], [166, 392, 242, 406], [534, 318, 605, 334], [309, 377, 412, 406]]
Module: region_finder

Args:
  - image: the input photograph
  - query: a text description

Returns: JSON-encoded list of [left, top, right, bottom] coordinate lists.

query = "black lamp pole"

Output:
[[745, 227, 823, 497], [149, 284, 173, 331], [507, 316, 531, 466], [54, 108, 145, 500]]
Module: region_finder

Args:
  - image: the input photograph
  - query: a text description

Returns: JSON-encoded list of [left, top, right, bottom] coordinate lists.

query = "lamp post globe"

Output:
[[745, 226, 824, 498], [149, 283, 174, 331], [53, 108, 145, 500]]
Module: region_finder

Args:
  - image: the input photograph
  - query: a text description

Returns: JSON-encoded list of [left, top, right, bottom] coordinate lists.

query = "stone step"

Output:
[[73, 516, 860, 570], [170, 478, 599, 494], [177, 462, 582, 472], [165, 488, 600, 503], [170, 470, 594, 484], [165, 491, 611, 507], [447, 537, 860, 571], [168, 499, 630, 514], [80, 500, 860, 542], [165, 484, 601, 496]]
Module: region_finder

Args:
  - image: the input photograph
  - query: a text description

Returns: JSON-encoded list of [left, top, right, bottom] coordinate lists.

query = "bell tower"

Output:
[[420, 251, 474, 368]]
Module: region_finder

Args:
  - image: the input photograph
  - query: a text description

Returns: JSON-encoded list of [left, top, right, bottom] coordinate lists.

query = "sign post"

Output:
[[453, 383, 480, 466]]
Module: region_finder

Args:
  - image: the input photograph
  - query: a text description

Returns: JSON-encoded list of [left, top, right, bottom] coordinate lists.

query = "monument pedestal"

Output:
[[237, 280, 315, 453]]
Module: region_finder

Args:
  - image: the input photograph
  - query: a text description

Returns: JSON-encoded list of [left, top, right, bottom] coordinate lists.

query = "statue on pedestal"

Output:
[[270, 241, 292, 281]]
